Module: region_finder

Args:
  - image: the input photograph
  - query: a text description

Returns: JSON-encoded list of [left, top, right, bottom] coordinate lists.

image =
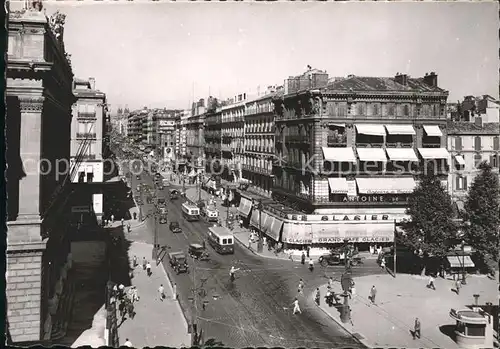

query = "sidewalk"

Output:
[[316, 272, 498, 348], [117, 241, 191, 348]]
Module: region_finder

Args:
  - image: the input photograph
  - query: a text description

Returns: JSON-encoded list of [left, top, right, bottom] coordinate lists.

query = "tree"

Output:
[[463, 161, 500, 274], [401, 164, 458, 271]]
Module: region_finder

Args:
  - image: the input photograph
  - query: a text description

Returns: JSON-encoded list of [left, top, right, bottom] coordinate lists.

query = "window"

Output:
[[78, 172, 85, 183], [87, 172, 94, 183], [474, 154, 482, 168], [373, 104, 380, 116], [490, 155, 499, 168], [466, 324, 486, 337], [356, 103, 365, 116], [455, 137, 462, 151], [474, 136, 482, 151], [403, 105, 410, 117], [387, 104, 395, 116], [222, 238, 227, 244], [455, 176, 467, 191], [494, 136, 499, 151], [228, 238, 233, 244]]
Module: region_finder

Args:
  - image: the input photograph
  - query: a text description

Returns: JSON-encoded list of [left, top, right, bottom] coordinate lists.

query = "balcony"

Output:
[[327, 135, 347, 147], [77, 112, 97, 120], [421, 142, 441, 148], [356, 143, 384, 148], [386, 142, 413, 148], [76, 132, 97, 139]]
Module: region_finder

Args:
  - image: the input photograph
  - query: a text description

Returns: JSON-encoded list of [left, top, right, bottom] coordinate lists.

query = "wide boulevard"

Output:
[[127, 165, 382, 348]]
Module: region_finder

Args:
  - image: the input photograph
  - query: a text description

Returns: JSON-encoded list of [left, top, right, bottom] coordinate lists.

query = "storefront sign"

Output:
[[340, 195, 410, 203], [283, 238, 313, 244], [331, 214, 389, 221], [317, 236, 392, 243]]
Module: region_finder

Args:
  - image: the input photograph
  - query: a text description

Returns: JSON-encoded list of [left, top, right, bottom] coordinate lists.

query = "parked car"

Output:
[[318, 250, 363, 267], [168, 252, 188, 274], [169, 221, 182, 233], [188, 243, 209, 261], [170, 189, 180, 200]]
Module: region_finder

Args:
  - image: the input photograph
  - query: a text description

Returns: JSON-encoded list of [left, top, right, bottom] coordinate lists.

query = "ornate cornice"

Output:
[[19, 96, 45, 112]]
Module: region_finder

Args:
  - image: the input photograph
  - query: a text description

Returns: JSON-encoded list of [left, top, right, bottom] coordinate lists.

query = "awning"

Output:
[[418, 148, 449, 160], [237, 198, 252, 218], [281, 223, 313, 245], [423, 125, 443, 137], [311, 222, 395, 244], [385, 124, 416, 135], [356, 124, 386, 136], [250, 210, 268, 229], [356, 177, 416, 194], [262, 214, 274, 234], [327, 177, 349, 194], [268, 216, 284, 241], [455, 155, 465, 165], [446, 255, 475, 268], [356, 148, 387, 162], [322, 147, 356, 163], [386, 148, 419, 162]]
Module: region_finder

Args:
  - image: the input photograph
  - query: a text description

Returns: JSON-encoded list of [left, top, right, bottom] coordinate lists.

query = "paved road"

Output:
[[126, 167, 382, 348]]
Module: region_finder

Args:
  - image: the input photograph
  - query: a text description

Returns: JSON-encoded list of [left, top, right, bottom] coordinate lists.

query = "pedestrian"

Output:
[[173, 282, 177, 300], [142, 257, 147, 270], [298, 279, 304, 295], [127, 222, 131, 232], [121, 218, 124, 226], [239, 219, 243, 228], [119, 300, 126, 318], [248, 236, 252, 249], [146, 261, 152, 276], [263, 236, 267, 247], [315, 288, 320, 306], [133, 255, 137, 268], [369, 285, 377, 304], [292, 298, 301, 314], [158, 284, 165, 301], [131, 286, 139, 302], [301, 252, 306, 265], [111, 214, 115, 223], [308, 258, 314, 272], [455, 278, 461, 295], [306, 246, 310, 258], [118, 284, 125, 300], [380, 258, 386, 270], [124, 338, 132, 347], [413, 317, 421, 339], [328, 277, 334, 288], [427, 275, 436, 290]]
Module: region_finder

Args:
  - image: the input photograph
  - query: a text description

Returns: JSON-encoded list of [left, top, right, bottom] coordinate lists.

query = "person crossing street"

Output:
[[292, 298, 301, 314], [298, 279, 305, 295], [230, 266, 240, 282]]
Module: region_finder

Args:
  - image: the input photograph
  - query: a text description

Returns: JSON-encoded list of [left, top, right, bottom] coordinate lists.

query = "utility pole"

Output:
[[257, 200, 263, 253], [393, 219, 397, 277], [225, 186, 230, 228], [190, 255, 200, 346]]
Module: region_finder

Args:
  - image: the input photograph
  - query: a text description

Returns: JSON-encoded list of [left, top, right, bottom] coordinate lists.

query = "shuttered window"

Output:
[[474, 154, 482, 168], [455, 137, 462, 151], [493, 136, 499, 151], [474, 136, 482, 151]]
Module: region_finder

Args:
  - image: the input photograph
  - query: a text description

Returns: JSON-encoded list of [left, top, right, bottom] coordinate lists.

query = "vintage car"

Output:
[[168, 252, 188, 274], [159, 207, 168, 224], [318, 250, 363, 267], [188, 243, 209, 261], [169, 221, 182, 233], [155, 173, 161, 180], [170, 189, 180, 200]]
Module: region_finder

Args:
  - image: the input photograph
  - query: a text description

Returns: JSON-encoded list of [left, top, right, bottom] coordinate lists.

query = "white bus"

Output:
[[181, 202, 200, 221], [207, 226, 234, 254]]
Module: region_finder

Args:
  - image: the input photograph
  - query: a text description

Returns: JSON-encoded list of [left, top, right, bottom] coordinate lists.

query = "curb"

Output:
[[312, 286, 373, 349]]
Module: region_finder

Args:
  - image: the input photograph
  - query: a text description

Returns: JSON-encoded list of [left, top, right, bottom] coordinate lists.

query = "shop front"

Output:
[[281, 222, 313, 248], [237, 197, 253, 223]]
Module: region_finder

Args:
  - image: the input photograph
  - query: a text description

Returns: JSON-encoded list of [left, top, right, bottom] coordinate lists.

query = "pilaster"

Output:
[[18, 95, 44, 221]]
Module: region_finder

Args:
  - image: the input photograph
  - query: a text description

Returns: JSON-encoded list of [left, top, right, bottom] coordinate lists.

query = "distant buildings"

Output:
[[185, 98, 207, 173]]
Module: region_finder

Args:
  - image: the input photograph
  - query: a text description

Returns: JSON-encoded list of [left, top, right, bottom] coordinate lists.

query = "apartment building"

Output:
[[185, 98, 206, 173], [175, 109, 190, 157], [263, 70, 449, 249]]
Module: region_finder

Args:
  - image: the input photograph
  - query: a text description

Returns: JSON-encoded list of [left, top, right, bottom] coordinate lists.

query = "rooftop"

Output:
[[325, 75, 447, 94], [447, 121, 499, 134]]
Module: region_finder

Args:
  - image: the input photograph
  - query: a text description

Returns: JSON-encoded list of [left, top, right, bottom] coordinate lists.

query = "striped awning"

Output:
[[446, 255, 475, 268], [237, 198, 252, 217]]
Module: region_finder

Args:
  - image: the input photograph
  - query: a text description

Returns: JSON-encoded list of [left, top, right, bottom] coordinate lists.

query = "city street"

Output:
[[126, 166, 384, 348]]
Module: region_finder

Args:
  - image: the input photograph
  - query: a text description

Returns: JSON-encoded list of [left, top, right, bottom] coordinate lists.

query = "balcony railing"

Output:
[[76, 132, 97, 139], [221, 116, 244, 124], [285, 135, 308, 143], [421, 143, 441, 148], [245, 105, 274, 116], [242, 164, 273, 176], [356, 143, 384, 148], [77, 112, 97, 119], [386, 142, 413, 148], [327, 135, 347, 147]]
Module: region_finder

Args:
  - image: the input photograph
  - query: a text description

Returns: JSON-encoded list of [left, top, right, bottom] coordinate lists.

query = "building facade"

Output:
[[6, 6, 76, 343], [175, 109, 190, 157], [447, 116, 500, 209], [261, 70, 449, 249], [242, 87, 278, 197], [185, 98, 206, 173], [127, 109, 147, 145]]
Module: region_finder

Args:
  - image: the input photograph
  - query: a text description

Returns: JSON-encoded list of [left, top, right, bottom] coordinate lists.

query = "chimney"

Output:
[[474, 116, 483, 127], [423, 72, 438, 88], [89, 77, 95, 90], [395, 73, 408, 86]]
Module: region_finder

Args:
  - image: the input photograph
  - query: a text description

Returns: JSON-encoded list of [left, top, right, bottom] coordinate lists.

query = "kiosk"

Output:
[[449, 307, 493, 349]]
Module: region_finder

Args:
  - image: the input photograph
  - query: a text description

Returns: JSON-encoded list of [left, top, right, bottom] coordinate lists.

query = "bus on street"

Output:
[[207, 226, 234, 254], [182, 202, 200, 221]]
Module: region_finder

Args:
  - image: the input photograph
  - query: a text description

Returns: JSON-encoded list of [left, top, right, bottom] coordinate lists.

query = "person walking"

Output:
[[315, 288, 321, 306], [121, 218, 124, 226], [173, 282, 177, 300], [124, 338, 132, 347], [328, 277, 334, 288], [127, 222, 131, 232], [146, 261, 152, 277], [301, 252, 306, 265], [158, 284, 165, 301], [292, 298, 301, 314], [142, 257, 147, 270], [133, 255, 137, 268], [111, 214, 115, 223], [380, 257, 386, 270], [298, 279, 305, 295], [369, 285, 377, 304], [455, 278, 461, 295], [308, 258, 314, 272], [248, 235, 252, 249], [118, 284, 125, 300], [427, 275, 436, 290], [413, 317, 421, 339]]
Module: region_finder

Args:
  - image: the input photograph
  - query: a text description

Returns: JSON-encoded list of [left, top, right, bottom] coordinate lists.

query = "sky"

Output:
[[43, 1, 499, 112]]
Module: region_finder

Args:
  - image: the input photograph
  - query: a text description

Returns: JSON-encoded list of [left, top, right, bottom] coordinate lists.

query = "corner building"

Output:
[[270, 71, 449, 250], [6, 7, 77, 344]]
